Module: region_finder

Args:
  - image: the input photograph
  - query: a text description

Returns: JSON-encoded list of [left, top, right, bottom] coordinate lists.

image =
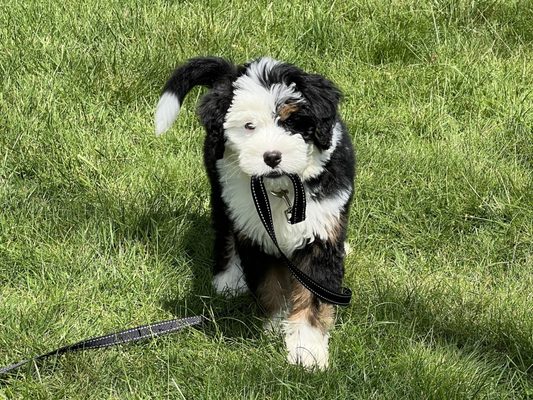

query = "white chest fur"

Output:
[[216, 154, 351, 256]]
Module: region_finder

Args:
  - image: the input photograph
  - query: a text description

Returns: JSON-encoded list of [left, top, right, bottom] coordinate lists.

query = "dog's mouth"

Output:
[[258, 172, 294, 195]]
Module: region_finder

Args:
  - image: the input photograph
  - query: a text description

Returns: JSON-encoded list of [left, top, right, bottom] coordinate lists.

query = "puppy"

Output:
[[155, 57, 355, 369]]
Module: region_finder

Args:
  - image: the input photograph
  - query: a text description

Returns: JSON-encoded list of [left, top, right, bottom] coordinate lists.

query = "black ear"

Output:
[[300, 74, 341, 150], [269, 64, 341, 150]]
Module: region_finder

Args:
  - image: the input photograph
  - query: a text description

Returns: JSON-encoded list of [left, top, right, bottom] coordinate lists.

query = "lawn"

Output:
[[1, 0, 532, 398]]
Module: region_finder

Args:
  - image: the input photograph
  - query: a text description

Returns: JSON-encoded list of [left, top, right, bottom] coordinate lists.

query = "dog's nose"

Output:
[[263, 151, 282, 168]]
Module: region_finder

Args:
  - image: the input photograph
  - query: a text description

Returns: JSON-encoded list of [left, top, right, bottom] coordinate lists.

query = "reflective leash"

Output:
[[250, 174, 352, 306], [0, 317, 204, 378], [1, 174, 351, 379]]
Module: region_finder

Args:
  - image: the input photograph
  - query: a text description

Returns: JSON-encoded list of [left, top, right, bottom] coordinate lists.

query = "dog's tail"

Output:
[[154, 57, 236, 135]]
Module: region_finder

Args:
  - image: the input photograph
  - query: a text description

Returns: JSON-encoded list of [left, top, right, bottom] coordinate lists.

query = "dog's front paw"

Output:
[[284, 322, 329, 370], [212, 262, 248, 296]]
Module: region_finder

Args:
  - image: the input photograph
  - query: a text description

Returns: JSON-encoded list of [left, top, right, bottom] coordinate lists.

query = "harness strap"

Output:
[[250, 175, 352, 306]]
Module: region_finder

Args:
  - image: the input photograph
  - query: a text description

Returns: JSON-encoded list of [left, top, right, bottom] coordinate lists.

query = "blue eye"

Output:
[[244, 122, 256, 130]]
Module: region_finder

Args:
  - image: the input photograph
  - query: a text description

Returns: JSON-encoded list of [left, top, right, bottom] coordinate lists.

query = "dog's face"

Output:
[[201, 58, 342, 179], [223, 74, 309, 177]]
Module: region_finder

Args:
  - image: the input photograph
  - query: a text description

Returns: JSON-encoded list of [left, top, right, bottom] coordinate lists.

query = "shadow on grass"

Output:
[[109, 187, 533, 376], [128, 208, 266, 341], [362, 281, 533, 375]]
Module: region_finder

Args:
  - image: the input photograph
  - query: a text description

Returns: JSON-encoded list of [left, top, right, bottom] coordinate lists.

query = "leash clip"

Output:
[[270, 189, 292, 223]]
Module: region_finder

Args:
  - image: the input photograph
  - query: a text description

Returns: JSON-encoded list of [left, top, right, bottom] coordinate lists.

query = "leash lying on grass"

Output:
[[1, 174, 351, 379], [0, 317, 205, 377]]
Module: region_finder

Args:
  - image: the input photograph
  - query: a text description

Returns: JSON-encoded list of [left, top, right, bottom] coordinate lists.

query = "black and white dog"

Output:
[[155, 57, 355, 369]]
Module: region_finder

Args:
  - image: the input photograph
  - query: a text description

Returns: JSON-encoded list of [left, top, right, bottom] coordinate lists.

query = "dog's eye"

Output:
[[244, 122, 256, 131]]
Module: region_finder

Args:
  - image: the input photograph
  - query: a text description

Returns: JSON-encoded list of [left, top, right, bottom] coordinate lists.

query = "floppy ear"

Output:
[[300, 73, 341, 150]]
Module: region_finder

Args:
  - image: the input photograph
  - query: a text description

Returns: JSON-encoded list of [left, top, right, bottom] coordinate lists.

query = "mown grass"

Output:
[[1, 0, 532, 398]]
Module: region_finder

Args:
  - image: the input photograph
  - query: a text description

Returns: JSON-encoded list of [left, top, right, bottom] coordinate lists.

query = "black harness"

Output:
[[1, 174, 351, 378]]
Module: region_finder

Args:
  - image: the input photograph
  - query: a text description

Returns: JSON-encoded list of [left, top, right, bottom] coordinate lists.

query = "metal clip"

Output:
[[270, 189, 292, 222]]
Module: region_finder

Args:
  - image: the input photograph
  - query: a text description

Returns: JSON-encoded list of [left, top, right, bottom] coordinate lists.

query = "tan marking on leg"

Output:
[[288, 282, 335, 333], [285, 281, 334, 370]]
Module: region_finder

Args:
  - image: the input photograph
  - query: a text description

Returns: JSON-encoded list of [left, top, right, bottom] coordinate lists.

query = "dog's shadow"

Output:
[[140, 210, 265, 340]]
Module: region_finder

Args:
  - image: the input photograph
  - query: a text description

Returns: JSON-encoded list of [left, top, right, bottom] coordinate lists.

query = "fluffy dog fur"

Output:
[[155, 56, 355, 370]]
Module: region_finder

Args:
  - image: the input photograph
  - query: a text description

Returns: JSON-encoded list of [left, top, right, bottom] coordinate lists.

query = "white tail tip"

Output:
[[155, 92, 180, 135]]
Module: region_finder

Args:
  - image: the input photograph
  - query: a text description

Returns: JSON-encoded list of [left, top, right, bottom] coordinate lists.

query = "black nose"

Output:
[[263, 151, 282, 168]]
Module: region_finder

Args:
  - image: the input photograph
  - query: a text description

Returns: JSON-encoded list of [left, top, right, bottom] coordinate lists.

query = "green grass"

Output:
[[1, 0, 532, 398]]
